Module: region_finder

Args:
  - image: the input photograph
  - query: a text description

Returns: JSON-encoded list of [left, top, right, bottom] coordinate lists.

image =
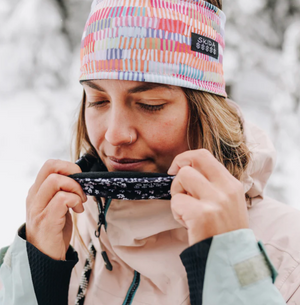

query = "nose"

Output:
[[105, 105, 137, 146]]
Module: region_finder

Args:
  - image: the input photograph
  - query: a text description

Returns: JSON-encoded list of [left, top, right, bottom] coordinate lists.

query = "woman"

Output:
[[1, 0, 300, 304]]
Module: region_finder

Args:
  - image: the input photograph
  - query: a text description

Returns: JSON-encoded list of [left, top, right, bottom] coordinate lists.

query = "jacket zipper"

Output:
[[95, 197, 112, 236], [95, 197, 104, 238], [104, 198, 112, 230], [122, 271, 141, 305], [97, 198, 141, 304], [95, 198, 113, 271]]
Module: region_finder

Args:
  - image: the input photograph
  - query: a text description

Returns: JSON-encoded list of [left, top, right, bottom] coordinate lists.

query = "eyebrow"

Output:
[[80, 80, 175, 94]]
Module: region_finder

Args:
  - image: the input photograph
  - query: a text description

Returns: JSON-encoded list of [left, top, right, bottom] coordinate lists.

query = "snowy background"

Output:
[[0, 0, 300, 246]]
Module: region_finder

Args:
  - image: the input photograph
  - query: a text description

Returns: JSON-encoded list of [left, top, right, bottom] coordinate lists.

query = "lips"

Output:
[[107, 156, 150, 171], [109, 157, 148, 164]]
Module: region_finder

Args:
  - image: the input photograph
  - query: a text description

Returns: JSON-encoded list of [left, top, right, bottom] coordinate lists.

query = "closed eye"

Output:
[[87, 100, 109, 108], [139, 103, 166, 112]]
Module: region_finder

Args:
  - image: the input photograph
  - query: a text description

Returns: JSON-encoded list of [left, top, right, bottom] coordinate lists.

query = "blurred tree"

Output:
[[0, 0, 71, 93], [224, 0, 300, 205]]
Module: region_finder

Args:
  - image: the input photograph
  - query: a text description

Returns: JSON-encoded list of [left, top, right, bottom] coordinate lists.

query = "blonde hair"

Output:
[[209, 0, 222, 9], [183, 89, 250, 180]]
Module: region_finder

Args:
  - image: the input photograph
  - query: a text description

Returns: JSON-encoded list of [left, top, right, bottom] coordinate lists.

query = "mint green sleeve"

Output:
[[203, 229, 286, 305], [0, 233, 38, 305]]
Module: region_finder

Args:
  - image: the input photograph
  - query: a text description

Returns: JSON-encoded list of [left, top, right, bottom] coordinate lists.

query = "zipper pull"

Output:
[[95, 197, 113, 271], [95, 212, 105, 238], [95, 223, 101, 238], [101, 251, 113, 271]]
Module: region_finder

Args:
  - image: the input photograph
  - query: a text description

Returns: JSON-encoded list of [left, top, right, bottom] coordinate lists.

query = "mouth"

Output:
[[109, 157, 148, 163], [107, 156, 150, 171]]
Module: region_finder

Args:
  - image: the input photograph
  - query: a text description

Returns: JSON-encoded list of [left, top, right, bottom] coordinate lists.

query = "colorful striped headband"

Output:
[[80, 0, 227, 97]]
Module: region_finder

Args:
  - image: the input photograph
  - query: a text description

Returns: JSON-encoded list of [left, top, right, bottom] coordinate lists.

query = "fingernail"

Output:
[[83, 193, 88, 202], [168, 168, 177, 176]]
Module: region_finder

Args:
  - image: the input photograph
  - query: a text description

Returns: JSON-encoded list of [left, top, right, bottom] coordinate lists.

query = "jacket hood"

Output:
[[227, 100, 276, 201], [243, 121, 276, 199]]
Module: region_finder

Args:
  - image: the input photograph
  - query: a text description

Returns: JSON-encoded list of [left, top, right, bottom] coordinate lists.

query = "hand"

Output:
[[168, 149, 249, 246], [26, 160, 87, 260]]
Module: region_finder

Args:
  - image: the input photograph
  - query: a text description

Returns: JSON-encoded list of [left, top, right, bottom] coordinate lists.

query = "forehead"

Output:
[[81, 79, 181, 95]]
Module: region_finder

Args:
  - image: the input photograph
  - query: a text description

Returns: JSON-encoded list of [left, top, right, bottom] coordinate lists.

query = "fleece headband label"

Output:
[[191, 32, 219, 60]]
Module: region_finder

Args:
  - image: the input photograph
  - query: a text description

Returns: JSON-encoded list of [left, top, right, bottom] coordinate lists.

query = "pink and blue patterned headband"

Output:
[[80, 0, 227, 97]]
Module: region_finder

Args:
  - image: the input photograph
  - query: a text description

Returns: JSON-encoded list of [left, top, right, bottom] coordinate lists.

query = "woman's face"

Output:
[[83, 80, 189, 173]]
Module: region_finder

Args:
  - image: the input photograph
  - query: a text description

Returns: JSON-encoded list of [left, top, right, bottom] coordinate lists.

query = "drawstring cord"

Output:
[[75, 241, 96, 305], [95, 197, 113, 271]]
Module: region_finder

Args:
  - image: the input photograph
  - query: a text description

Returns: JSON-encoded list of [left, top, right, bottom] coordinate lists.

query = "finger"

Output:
[[168, 149, 230, 182], [170, 193, 203, 227], [170, 193, 190, 228], [33, 174, 87, 212], [30, 159, 82, 196], [171, 166, 213, 200], [45, 192, 84, 222]]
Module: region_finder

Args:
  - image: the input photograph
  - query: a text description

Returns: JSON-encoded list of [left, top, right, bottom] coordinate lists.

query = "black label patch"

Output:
[[191, 32, 219, 60]]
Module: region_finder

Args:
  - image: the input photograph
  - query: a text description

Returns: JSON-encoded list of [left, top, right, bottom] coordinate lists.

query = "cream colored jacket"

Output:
[[0, 120, 299, 305], [67, 120, 300, 304]]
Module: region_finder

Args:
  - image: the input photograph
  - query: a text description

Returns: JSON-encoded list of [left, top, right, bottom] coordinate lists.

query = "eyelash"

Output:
[[139, 103, 165, 112], [87, 101, 108, 108], [87, 101, 165, 112]]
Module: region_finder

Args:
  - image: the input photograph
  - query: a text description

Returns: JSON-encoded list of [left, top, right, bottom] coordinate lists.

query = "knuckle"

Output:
[[44, 159, 58, 170], [172, 150, 192, 165], [198, 148, 212, 158], [214, 205, 224, 216], [202, 206, 214, 222], [179, 165, 192, 177], [45, 159, 76, 175], [55, 191, 68, 203], [217, 192, 229, 204], [205, 204, 222, 220], [60, 160, 72, 173], [47, 173, 60, 185]]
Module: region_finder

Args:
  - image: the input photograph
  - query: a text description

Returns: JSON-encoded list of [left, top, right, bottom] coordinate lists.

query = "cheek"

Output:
[[85, 111, 105, 148], [148, 114, 189, 155]]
